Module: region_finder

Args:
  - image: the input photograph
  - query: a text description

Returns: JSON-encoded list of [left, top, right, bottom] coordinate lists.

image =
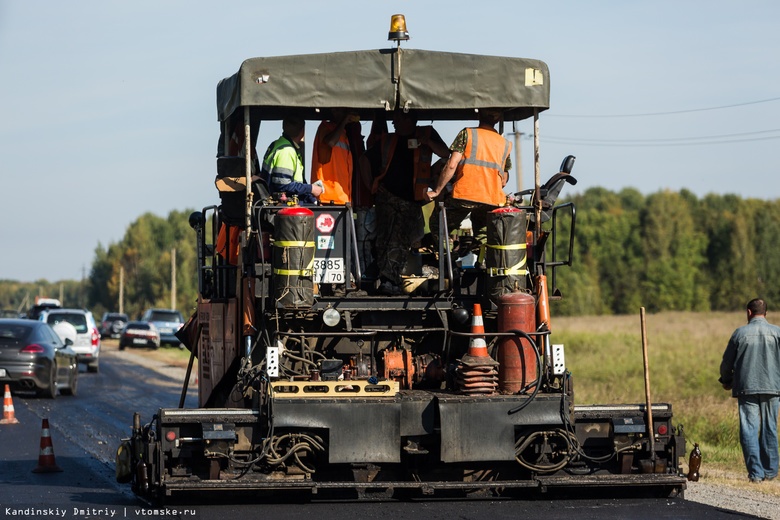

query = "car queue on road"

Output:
[[0, 302, 185, 400]]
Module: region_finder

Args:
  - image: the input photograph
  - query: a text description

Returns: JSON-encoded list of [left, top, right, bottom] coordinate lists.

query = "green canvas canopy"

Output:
[[217, 48, 550, 123]]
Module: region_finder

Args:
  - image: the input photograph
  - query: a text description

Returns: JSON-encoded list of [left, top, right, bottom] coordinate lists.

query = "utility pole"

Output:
[[81, 265, 86, 308], [119, 266, 124, 314], [171, 248, 177, 310], [507, 130, 524, 194]]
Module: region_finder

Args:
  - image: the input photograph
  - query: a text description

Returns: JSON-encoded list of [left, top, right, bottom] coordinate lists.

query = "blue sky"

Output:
[[1, 1, 778, 282]]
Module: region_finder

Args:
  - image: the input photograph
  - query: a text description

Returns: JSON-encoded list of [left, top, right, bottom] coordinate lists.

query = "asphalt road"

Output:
[[0, 345, 764, 520]]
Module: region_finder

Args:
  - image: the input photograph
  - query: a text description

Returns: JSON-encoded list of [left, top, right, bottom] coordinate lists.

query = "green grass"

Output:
[[555, 311, 746, 473]]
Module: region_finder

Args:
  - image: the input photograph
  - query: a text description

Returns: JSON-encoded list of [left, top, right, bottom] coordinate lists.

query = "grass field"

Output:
[[554, 310, 758, 489]]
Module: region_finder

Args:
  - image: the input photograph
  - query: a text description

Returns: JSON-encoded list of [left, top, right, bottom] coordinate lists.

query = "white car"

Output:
[[40, 308, 101, 373]]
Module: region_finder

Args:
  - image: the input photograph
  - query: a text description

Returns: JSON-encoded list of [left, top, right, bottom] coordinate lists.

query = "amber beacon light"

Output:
[[388, 14, 409, 42]]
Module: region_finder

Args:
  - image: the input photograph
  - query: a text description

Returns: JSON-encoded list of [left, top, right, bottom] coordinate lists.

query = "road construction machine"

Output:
[[116, 15, 688, 502]]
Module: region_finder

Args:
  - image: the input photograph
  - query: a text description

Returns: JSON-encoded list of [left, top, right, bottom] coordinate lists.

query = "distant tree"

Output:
[[639, 191, 708, 312], [753, 200, 780, 309], [84, 210, 198, 319]]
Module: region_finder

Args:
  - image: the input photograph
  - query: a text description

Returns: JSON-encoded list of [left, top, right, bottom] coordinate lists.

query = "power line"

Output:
[[548, 96, 780, 118], [542, 128, 780, 146], [545, 134, 780, 147]]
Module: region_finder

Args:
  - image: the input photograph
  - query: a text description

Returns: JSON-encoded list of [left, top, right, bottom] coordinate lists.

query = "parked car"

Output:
[[141, 308, 184, 347], [119, 321, 161, 350], [100, 312, 129, 339], [0, 318, 78, 398], [39, 309, 101, 373]]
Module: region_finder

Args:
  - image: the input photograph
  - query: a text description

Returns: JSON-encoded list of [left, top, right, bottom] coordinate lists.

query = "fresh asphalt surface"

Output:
[[0, 346, 764, 520]]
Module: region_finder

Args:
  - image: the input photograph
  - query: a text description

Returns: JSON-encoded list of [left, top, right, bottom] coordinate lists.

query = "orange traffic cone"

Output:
[[466, 303, 489, 357], [0, 384, 19, 424], [455, 303, 499, 395], [32, 418, 63, 473]]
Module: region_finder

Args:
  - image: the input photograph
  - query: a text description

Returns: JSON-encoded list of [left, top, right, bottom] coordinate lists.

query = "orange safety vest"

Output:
[[312, 121, 353, 205], [371, 126, 433, 202], [216, 222, 242, 265], [452, 128, 512, 206]]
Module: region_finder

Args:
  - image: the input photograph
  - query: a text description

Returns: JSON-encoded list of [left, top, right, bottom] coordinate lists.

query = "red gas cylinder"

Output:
[[497, 291, 537, 394]]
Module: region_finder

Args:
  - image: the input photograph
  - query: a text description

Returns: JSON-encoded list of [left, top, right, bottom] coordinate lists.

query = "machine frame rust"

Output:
[[117, 23, 687, 503]]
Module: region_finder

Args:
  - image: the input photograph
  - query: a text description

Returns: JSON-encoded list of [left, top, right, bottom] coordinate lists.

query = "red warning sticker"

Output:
[[316, 213, 335, 233]]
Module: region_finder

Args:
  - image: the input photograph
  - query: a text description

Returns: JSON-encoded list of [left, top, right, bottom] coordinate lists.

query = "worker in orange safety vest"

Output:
[[426, 108, 512, 247], [312, 108, 361, 205]]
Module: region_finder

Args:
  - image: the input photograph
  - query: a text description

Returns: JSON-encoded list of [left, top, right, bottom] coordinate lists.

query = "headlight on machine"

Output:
[[322, 308, 341, 327]]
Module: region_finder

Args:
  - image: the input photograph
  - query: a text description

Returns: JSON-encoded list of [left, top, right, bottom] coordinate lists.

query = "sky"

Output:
[[1, 1, 778, 283]]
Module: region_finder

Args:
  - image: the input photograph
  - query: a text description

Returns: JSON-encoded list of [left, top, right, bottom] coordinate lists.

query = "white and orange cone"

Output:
[[32, 418, 63, 473], [0, 384, 20, 425], [455, 303, 498, 394], [466, 303, 489, 357]]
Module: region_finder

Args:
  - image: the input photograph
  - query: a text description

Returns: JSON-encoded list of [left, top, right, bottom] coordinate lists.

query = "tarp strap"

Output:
[[487, 264, 528, 277], [275, 241, 315, 247], [274, 268, 314, 276], [486, 243, 527, 250]]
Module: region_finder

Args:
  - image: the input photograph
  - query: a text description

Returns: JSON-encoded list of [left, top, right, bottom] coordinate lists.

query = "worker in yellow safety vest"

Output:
[[261, 116, 323, 204]]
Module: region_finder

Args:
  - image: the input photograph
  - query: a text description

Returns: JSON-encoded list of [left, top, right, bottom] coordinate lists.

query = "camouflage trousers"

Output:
[[375, 188, 425, 284], [429, 197, 498, 247]]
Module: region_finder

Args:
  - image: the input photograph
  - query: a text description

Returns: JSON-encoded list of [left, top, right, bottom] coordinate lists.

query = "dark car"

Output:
[[141, 308, 184, 347], [0, 319, 78, 398], [119, 321, 161, 350], [100, 312, 129, 339]]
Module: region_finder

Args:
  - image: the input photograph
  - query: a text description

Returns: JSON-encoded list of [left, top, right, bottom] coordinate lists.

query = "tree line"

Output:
[[0, 210, 200, 321], [1, 189, 779, 318], [553, 188, 780, 316]]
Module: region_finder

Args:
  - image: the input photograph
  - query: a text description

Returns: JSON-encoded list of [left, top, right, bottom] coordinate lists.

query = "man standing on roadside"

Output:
[[719, 298, 780, 483]]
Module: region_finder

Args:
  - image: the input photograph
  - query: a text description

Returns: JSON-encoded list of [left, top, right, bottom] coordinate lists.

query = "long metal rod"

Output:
[[179, 323, 203, 408], [346, 204, 362, 284], [244, 106, 253, 233], [533, 109, 541, 237], [640, 306, 656, 460]]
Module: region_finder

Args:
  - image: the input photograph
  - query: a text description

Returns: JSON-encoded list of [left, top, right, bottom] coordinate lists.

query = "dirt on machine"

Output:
[[116, 15, 690, 503]]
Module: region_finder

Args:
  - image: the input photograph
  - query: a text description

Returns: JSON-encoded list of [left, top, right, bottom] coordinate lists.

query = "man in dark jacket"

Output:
[[720, 298, 780, 483]]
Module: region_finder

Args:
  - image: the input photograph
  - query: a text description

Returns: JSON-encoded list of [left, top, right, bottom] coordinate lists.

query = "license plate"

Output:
[[313, 257, 345, 284], [133, 338, 147, 345], [0, 369, 6, 377]]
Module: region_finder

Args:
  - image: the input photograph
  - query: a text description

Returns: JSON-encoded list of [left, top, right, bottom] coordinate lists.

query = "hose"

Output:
[[266, 433, 325, 473], [514, 428, 575, 473]]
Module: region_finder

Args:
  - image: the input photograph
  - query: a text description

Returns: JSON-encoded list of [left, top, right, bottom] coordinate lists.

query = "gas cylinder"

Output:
[[486, 208, 528, 303], [272, 206, 315, 308], [497, 291, 537, 394]]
